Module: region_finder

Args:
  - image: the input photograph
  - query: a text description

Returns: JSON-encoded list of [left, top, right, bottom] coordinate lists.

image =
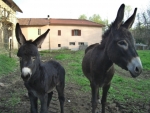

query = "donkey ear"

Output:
[[122, 8, 137, 29], [33, 29, 50, 48], [15, 23, 26, 45], [113, 4, 125, 29]]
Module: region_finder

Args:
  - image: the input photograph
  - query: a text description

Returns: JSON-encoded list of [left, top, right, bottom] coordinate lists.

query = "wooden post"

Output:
[[9, 38, 11, 58]]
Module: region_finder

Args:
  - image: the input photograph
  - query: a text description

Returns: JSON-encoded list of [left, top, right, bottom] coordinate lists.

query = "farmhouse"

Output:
[[18, 17, 104, 50], [0, 0, 22, 49]]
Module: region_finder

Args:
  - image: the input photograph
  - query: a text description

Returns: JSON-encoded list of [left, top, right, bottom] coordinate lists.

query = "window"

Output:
[[69, 42, 75, 45], [58, 30, 61, 36], [58, 44, 61, 47], [71, 29, 81, 36], [78, 42, 84, 45], [38, 29, 41, 35]]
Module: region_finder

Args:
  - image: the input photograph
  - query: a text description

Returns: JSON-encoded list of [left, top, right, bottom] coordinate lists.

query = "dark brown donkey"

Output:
[[15, 23, 65, 113], [82, 4, 143, 113]]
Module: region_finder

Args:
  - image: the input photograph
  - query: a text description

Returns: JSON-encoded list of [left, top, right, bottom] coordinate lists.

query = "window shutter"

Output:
[[79, 30, 81, 36], [58, 30, 61, 36], [72, 30, 74, 36]]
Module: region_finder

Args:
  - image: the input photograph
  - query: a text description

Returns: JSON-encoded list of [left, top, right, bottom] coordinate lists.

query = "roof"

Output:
[[3, 0, 23, 13], [18, 18, 49, 25], [18, 18, 105, 27]]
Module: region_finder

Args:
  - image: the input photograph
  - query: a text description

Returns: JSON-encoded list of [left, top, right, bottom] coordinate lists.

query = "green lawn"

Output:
[[0, 54, 17, 76], [137, 50, 150, 70]]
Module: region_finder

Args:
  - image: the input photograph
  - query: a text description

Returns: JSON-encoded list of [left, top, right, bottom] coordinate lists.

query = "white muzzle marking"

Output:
[[22, 67, 32, 77], [127, 57, 143, 76]]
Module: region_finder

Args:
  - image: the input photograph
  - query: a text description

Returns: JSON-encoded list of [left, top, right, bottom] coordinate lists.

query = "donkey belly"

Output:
[[82, 56, 92, 80], [42, 60, 64, 93], [82, 57, 114, 87], [91, 66, 114, 87]]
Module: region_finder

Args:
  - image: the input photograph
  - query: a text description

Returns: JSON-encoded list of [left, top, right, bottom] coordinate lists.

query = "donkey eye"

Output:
[[117, 40, 128, 49], [31, 56, 36, 61], [118, 40, 127, 45]]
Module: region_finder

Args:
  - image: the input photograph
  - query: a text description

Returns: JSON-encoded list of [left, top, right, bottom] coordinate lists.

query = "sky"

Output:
[[13, 0, 150, 24]]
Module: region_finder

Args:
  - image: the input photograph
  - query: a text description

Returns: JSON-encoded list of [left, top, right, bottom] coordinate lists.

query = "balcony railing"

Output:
[[0, 0, 16, 24]]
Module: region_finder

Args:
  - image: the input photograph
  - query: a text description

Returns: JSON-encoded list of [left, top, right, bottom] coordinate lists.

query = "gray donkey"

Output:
[[82, 4, 143, 113], [15, 23, 65, 113]]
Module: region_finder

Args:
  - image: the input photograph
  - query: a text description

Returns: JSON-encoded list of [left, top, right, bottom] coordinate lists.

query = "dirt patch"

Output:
[[0, 71, 120, 113]]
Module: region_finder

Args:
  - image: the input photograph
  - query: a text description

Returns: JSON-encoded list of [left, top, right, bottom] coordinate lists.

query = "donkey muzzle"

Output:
[[21, 67, 32, 81], [127, 57, 143, 78], [21, 74, 30, 81]]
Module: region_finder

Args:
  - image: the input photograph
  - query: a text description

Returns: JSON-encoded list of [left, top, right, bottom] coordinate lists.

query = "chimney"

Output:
[[47, 15, 50, 19]]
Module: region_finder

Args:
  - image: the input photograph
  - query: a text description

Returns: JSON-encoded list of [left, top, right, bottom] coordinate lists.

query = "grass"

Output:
[[55, 54, 71, 60], [53, 50, 150, 104], [0, 54, 17, 76], [109, 74, 150, 103], [8, 92, 21, 107], [4, 88, 26, 109], [1, 49, 149, 112], [137, 50, 150, 70]]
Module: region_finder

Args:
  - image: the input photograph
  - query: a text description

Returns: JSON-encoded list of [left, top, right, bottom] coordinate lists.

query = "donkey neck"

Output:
[[90, 45, 113, 86], [99, 45, 113, 68], [91, 44, 113, 73], [96, 31, 114, 71]]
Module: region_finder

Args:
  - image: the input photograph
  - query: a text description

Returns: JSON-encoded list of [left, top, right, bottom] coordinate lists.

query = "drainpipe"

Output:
[[49, 30, 50, 51], [47, 15, 51, 51]]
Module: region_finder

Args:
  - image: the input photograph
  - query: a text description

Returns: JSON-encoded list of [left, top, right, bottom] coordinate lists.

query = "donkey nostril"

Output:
[[26, 74, 30, 78], [21, 74, 30, 81], [135, 67, 140, 73]]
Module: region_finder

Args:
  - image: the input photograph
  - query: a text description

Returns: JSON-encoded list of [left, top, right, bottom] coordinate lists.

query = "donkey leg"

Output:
[[47, 91, 53, 107], [97, 90, 100, 103], [28, 92, 38, 113], [56, 84, 65, 113], [90, 82, 99, 113], [39, 94, 48, 113], [101, 84, 110, 113]]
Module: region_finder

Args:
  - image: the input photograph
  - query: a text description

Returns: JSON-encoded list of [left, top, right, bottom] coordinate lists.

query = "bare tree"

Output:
[[133, 5, 150, 49]]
